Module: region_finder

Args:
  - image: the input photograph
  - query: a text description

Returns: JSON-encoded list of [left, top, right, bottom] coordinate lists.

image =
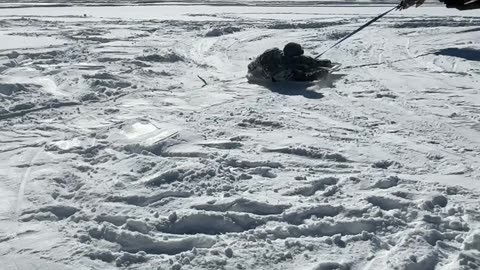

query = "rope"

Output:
[[315, 5, 400, 59]]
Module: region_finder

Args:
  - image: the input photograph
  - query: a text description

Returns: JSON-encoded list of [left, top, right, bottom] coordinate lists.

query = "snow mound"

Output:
[[156, 212, 265, 235], [192, 198, 290, 215], [464, 230, 480, 252], [263, 146, 349, 162], [268, 21, 346, 30], [311, 262, 351, 270], [205, 26, 241, 37], [136, 52, 184, 63], [0, 82, 40, 96], [392, 17, 480, 28], [89, 224, 216, 255], [108, 190, 191, 207]]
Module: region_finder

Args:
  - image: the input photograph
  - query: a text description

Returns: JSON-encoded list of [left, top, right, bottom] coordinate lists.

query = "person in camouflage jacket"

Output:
[[248, 43, 333, 82]]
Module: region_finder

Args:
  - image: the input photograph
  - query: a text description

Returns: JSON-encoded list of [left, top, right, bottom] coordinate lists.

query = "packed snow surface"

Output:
[[0, 3, 480, 270]]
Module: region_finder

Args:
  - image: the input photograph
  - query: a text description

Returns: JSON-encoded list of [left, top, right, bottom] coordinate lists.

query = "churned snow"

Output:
[[0, 2, 479, 270]]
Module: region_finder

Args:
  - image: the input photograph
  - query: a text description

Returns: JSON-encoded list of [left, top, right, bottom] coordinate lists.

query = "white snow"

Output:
[[1, 2, 480, 270], [0, 33, 67, 50]]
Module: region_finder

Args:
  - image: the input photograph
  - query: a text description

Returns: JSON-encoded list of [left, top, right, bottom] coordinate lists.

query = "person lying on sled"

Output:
[[247, 42, 333, 82]]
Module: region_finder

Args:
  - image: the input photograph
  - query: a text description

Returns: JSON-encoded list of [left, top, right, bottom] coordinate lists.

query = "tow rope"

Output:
[[315, 5, 400, 59]]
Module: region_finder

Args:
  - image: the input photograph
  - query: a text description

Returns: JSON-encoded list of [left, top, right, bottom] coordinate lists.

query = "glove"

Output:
[[398, 0, 426, 9], [400, 0, 480, 10], [441, 0, 480, 10]]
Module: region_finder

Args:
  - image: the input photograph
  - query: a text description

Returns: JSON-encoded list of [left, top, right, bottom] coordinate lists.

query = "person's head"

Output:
[[283, 42, 304, 57]]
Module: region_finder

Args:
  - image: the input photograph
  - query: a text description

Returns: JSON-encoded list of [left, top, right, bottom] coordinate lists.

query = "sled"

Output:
[[247, 62, 342, 84]]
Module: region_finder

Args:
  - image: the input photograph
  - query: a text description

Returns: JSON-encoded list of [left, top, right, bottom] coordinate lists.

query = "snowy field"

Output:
[[1, 3, 480, 270]]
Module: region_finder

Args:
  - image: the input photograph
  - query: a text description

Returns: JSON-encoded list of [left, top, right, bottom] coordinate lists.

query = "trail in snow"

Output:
[[0, 4, 480, 270]]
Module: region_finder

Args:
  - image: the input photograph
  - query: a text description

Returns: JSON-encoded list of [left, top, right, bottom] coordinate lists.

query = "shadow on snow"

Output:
[[434, 48, 480, 62], [248, 73, 344, 100]]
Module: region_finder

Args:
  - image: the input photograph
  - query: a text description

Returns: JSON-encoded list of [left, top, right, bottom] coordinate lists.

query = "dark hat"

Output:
[[283, 42, 304, 57]]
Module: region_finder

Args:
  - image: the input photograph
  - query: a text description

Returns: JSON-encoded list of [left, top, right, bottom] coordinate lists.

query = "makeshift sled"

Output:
[[246, 43, 340, 84], [247, 61, 341, 84]]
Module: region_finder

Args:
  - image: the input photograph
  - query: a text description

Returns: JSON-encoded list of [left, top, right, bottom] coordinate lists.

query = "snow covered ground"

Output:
[[1, 3, 480, 270]]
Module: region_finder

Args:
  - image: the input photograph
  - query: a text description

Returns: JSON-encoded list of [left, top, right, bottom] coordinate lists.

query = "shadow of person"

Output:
[[252, 80, 324, 99], [247, 73, 344, 100]]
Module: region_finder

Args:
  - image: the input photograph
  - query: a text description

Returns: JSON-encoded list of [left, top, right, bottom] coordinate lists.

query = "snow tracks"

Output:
[[1, 5, 480, 270]]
